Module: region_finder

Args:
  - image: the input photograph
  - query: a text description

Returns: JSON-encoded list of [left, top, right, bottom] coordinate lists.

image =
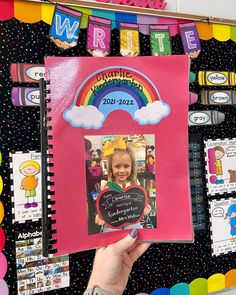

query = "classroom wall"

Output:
[[1, 1, 236, 294], [80, 0, 236, 20], [175, 0, 236, 20]]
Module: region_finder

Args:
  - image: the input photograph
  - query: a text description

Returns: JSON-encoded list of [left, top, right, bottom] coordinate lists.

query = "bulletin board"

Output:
[[0, 1, 236, 294]]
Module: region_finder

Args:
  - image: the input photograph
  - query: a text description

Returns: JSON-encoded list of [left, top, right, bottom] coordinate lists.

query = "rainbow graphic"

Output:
[[64, 66, 170, 129]]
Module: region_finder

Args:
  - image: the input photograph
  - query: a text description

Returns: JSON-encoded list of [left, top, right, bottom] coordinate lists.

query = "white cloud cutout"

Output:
[[134, 100, 170, 125], [64, 105, 104, 129]]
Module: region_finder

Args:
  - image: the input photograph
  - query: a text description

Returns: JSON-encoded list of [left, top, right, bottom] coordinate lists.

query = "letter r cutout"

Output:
[[93, 28, 106, 49]]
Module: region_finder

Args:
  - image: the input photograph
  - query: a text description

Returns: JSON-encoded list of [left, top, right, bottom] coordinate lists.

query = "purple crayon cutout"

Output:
[[11, 87, 40, 106], [11, 88, 197, 107]]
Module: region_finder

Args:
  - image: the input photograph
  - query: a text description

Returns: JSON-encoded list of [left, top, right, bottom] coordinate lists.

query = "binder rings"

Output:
[[40, 56, 194, 257]]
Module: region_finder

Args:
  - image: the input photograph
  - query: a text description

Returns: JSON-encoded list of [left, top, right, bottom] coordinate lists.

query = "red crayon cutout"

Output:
[[11, 87, 40, 106], [10, 63, 45, 83]]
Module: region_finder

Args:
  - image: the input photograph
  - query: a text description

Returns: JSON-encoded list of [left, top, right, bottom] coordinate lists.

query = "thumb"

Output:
[[113, 229, 138, 254]]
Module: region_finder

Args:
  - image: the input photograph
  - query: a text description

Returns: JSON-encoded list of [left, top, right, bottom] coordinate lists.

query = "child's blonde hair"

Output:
[[108, 147, 137, 185], [19, 160, 40, 172]]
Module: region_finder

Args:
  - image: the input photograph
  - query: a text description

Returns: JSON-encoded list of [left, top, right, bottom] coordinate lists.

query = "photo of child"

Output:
[[85, 134, 157, 235]]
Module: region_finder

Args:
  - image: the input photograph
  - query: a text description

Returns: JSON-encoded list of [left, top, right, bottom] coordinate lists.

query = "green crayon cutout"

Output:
[[189, 71, 196, 83]]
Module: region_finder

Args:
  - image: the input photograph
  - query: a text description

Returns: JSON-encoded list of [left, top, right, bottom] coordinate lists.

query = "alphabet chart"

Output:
[[15, 227, 69, 295]]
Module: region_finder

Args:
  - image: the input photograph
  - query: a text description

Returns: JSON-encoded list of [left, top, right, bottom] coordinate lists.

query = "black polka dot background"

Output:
[[0, 18, 236, 295]]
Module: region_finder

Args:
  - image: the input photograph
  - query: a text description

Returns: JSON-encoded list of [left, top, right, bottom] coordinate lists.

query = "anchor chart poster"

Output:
[[44, 56, 193, 256]]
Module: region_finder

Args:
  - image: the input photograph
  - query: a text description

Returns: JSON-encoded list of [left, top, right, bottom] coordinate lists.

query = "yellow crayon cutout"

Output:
[[198, 71, 236, 86]]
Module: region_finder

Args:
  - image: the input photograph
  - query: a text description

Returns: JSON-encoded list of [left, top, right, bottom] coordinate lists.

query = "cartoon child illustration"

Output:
[[96, 141, 151, 232], [214, 146, 225, 184], [19, 160, 40, 209], [225, 204, 236, 242]]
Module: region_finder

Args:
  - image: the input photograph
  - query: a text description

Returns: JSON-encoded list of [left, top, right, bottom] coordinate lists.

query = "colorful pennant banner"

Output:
[[120, 22, 140, 56], [150, 25, 172, 56], [180, 22, 201, 58], [47, 4, 201, 58], [50, 5, 82, 50], [1, 1, 236, 42], [87, 16, 111, 57]]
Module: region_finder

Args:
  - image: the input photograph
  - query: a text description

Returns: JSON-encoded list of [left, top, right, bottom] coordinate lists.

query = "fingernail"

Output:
[[129, 229, 138, 239]]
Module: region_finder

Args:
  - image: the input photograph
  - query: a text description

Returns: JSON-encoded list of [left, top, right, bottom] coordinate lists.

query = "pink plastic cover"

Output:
[[44, 55, 193, 256]]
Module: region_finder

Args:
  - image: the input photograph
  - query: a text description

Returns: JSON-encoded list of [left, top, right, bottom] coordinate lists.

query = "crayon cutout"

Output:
[[10, 63, 45, 83], [198, 71, 236, 86], [189, 92, 198, 105], [201, 90, 236, 105], [11, 87, 40, 106], [189, 71, 196, 83], [188, 110, 225, 126], [11, 88, 197, 107], [10, 63, 196, 84]]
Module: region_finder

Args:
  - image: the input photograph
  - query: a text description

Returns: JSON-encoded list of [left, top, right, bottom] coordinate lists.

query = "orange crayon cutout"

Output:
[[10, 63, 45, 83]]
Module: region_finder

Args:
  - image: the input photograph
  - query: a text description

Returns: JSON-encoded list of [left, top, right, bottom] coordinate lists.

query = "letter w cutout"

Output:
[[56, 14, 80, 40]]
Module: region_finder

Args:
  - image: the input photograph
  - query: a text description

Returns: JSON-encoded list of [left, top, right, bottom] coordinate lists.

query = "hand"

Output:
[[143, 204, 151, 216], [87, 229, 151, 295], [95, 214, 105, 226]]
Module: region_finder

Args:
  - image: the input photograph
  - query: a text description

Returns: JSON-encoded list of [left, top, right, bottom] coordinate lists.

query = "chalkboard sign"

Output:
[[96, 184, 148, 228]]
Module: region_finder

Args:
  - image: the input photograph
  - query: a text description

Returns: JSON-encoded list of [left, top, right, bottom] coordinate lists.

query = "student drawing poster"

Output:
[[205, 138, 236, 196], [10, 151, 42, 223], [209, 198, 236, 256], [44, 56, 193, 256]]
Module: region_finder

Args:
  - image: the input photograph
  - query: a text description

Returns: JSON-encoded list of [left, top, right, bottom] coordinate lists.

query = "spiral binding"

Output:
[[40, 78, 58, 257]]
